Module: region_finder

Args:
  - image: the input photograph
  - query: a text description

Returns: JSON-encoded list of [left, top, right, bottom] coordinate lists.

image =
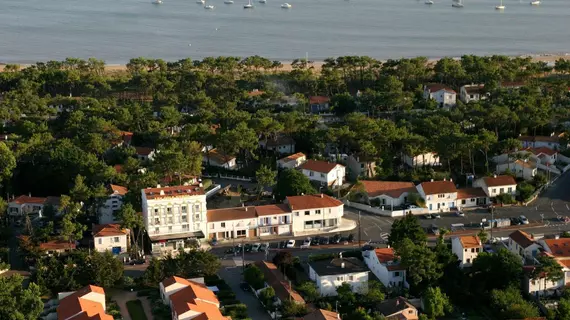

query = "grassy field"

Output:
[[126, 299, 148, 320]]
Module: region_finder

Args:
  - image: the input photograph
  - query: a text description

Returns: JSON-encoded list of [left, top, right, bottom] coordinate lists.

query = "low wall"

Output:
[[343, 200, 426, 217], [205, 184, 222, 199], [202, 173, 253, 182], [558, 153, 570, 164], [537, 162, 561, 175]]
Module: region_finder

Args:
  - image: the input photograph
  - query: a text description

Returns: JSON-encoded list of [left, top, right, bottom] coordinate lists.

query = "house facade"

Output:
[[360, 180, 416, 210], [376, 297, 419, 320], [456, 188, 489, 208], [403, 152, 441, 167], [277, 152, 306, 170], [298, 160, 346, 187], [423, 84, 457, 108], [473, 175, 517, 198], [255, 204, 293, 237], [141, 185, 208, 255], [308, 256, 370, 296], [451, 236, 482, 268], [203, 148, 237, 170], [496, 160, 537, 180], [459, 84, 487, 103], [519, 133, 567, 150], [207, 207, 258, 240], [346, 154, 377, 179], [303, 309, 341, 320], [57, 285, 112, 320], [286, 194, 344, 234], [416, 180, 457, 213], [8, 195, 60, 217], [309, 96, 331, 114], [259, 135, 295, 154], [99, 184, 127, 224], [134, 147, 156, 161], [508, 230, 541, 261], [93, 224, 129, 254], [363, 248, 408, 288]]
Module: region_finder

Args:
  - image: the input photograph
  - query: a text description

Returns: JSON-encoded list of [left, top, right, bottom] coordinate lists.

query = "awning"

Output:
[[149, 231, 205, 242]]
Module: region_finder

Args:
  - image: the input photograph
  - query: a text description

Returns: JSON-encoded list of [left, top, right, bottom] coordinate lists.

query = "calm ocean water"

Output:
[[0, 0, 569, 63]]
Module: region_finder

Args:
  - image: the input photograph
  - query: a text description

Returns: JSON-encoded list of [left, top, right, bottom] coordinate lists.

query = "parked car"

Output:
[[251, 243, 261, 252], [510, 217, 522, 225], [433, 214, 441, 219], [409, 205, 419, 209], [519, 215, 529, 225], [286, 240, 295, 248], [302, 238, 311, 248], [424, 214, 433, 219], [311, 237, 321, 246], [430, 224, 440, 235], [259, 243, 269, 252], [240, 282, 250, 292], [455, 211, 465, 217], [332, 234, 342, 244], [244, 244, 253, 252], [320, 237, 330, 245]]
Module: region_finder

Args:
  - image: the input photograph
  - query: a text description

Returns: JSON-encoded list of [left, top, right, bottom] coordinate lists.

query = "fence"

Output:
[[342, 200, 426, 217], [202, 173, 254, 182]]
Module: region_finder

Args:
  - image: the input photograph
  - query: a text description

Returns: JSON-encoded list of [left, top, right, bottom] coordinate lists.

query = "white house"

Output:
[[359, 181, 417, 210], [308, 255, 370, 296], [277, 152, 306, 170], [523, 264, 568, 298], [255, 204, 293, 237], [99, 184, 128, 224], [459, 84, 487, 104], [524, 236, 570, 297], [203, 148, 237, 170], [456, 187, 489, 208], [298, 160, 346, 187], [377, 298, 419, 320], [286, 194, 344, 235], [159, 276, 228, 320], [134, 146, 156, 161], [346, 154, 377, 180], [473, 175, 517, 198], [141, 185, 208, 255], [206, 206, 258, 240], [526, 147, 558, 165], [416, 180, 457, 213], [92, 224, 129, 254], [57, 285, 112, 320], [363, 247, 408, 288], [403, 152, 441, 167], [451, 236, 482, 268], [8, 195, 60, 217], [519, 133, 567, 150], [508, 230, 542, 261], [259, 135, 296, 154], [423, 84, 457, 108], [496, 160, 537, 180]]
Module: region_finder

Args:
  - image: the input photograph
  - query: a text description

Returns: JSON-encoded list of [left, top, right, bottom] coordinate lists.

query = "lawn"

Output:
[[126, 299, 148, 320]]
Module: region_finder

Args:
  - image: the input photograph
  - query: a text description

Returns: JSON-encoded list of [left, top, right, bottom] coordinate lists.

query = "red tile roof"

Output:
[[425, 84, 456, 94], [279, 152, 306, 163], [456, 187, 487, 200], [298, 159, 342, 174], [92, 224, 128, 237], [57, 285, 110, 320], [286, 194, 343, 210], [120, 131, 133, 145], [360, 181, 416, 198], [458, 236, 481, 248], [40, 240, 76, 251], [483, 175, 517, 187], [109, 184, 128, 196], [509, 230, 535, 248], [205, 148, 235, 164], [527, 147, 557, 156], [309, 96, 330, 104], [11, 195, 46, 205], [162, 276, 192, 288], [255, 261, 305, 303], [207, 206, 257, 222], [543, 238, 570, 258], [143, 185, 204, 200], [419, 180, 457, 195], [303, 309, 340, 320], [463, 84, 485, 94], [375, 248, 396, 263], [247, 89, 265, 97], [134, 146, 154, 156], [162, 277, 228, 319], [255, 204, 291, 216]]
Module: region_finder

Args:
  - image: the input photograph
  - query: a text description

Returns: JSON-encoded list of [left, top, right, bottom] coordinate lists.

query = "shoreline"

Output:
[[1, 52, 569, 73]]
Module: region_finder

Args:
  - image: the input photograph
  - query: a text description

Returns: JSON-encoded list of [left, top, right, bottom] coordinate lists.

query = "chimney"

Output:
[[156, 184, 161, 188], [321, 194, 324, 198], [430, 179, 434, 182], [387, 244, 390, 248], [443, 178, 446, 181], [339, 252, 343, 258], [341, 262, 345, 269], [159, 190, 165, 196], [493, 174, 497, 178], [28, 192, 31, 197]]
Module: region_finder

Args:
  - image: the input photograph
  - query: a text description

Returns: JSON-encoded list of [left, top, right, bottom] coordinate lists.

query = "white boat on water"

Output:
[[259, 0, 267, 3], [224, 0, 234, 3], [204, 4, 215, 9], [452, 0, 463, 7], [152, 0, 162, 4], [495, 0, 504, 9], [425, 0, 434, 4], [281, 2, 291, 8], [244, 0, 254, 8], [530, 0, 540, 5], [196, 0, 205, 4]]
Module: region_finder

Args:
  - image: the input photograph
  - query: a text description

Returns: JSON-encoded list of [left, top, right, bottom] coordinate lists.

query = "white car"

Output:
[[301, 238, 311, 249], [286, 240, 295, 248], [520, 215, 529, 225], [251, 243, 261, 252]]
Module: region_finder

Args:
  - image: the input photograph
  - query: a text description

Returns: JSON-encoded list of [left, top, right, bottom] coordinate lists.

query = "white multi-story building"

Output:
[[99, 184, 128, 224], [255, 204, 293, 237], [92, 224, 129, 254], [451, 236, 482, 268], [363, 247, 408, 288], [308, 255, 369, 296], [286, 194, 344, 234], [141, 185, 207, 255], [416, 180, 458, 213], [298, 160, 346, 187]]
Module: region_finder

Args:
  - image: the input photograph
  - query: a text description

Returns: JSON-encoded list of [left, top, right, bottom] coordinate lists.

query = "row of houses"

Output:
[[423, 82, 526, 108]]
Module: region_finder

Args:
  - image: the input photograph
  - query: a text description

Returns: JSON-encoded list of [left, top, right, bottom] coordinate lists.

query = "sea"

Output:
[[1, 0, 569, 64]]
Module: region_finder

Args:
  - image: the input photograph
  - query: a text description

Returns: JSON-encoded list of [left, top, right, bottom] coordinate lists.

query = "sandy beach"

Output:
[[1, 53, 569, 74]]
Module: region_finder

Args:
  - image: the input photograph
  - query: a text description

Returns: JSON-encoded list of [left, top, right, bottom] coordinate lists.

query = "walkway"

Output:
[[108, 289, 154, 320]]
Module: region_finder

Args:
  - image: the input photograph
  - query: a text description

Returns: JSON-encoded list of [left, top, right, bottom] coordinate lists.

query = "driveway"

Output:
[[108, 289, 154, 320], [218, 257, 272, 320]]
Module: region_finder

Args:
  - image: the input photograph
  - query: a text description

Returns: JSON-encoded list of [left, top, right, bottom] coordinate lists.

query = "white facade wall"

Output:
[[508, 239, 541, 261], [309, 266, 369, 296], [99, 194, 124, 224], [8, 202, 44, 216], [403, 153, 441, 167], [302, 165, 346, 187], [425, 89, 457, 108], [142, 193, 208, 239], [369, 193, 409, 209], [277, 156, 306, 170], [496, 163, 536, 180], [451, 237, 480, 268], [525, 276, 565, 297], [160, 282, 188, 304], [94, 234, 128, 253], [258, 213, 293, 236], [363, 251, 407, 288], [417, 185, 457, 213], [459, 86, 487, 103], [208, 216, 257, 239], [290, 205, 343, 234]]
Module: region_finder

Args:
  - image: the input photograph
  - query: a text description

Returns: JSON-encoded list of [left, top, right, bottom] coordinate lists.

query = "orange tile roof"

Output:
[[360, 181, 416, 198], [207, 206, 257, 222], [425, 83, 456, 94], [134, 146, 154, 156], [109, 184, 128, 196], [57, 285, 109, 320], [309, 96, 330, 104], [527, 147, 557, 156], [120, 131, 133, 145], [205, 148, 235, 164], [255, 204, 291, 216], [279, 152, 306, 163], [298, 159, 342, 174], [247, 89, 265, 97], [484, 175, 517, 187], [543, 238, 570, 258], [514, 160, 535, 169], [458, 236, 481, 248], [255, 261, 305, 304], [143, 185, 204, 200], [11, 195, 47, 204], [303, 309, 340, 320], [419, 180, 457, 195], [92, 224, 128, 237], [509, 230, 535, 248], [40, 240, 76, 251], [456, 187, 487, 200], [286, 194, 343, 210], [162, 276, 192, 288], [375, 248, 396, 263], [168, 279, 228, 319]]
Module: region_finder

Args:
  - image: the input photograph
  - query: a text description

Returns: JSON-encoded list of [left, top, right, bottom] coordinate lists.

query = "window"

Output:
[[236, 230, 246, 236], [508, 187, 512, 192], [167, 207, 172, 213], [155, 227, 159, 234], [470, 94, 474, 99], [98, 238, 102, 244], [182, 215, 187, 222], [471, 198, 475, 202], [168, 217, 173, 224], [295, 212, 300, 216], [195, 204, 200, 212], [182, 224, 189, 230], [394, 271, 400, 277], [181, 206, 187, 213], [492, 188, 496, 194], [315, 210, 321, 214], [114, 237, 120, 243], [466, 258, 471, 264], [461, 199, 466, 205], [349, 276, 354, 281], [305, 211, 310, 216], [337, 276, 344, 281], [195, 214, 200, 221], [320, 173, 325, 178], [221, 222, 226, 228], [168, 226, 173, 232], [499, 188, 504, 194], [309, 171, 314, 177], [471, 248, 475, 253], [154, 208, 159, 214], [329, 208, 331, 213], [154, 218, 160, 225]]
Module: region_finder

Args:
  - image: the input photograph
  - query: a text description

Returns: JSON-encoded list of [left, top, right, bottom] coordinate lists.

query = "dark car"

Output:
[[244, 244, 253, 253], [279, 241, 287, 249], [239, 282, 251, 292], [347, 234, 355, 242], [224, 247, 235, 254], [311, 237, 321, 246], [362, 244, 375, 251], [332, 234, 341, 244], [510, 217, 522, 225], [320, 237, 330, 245]]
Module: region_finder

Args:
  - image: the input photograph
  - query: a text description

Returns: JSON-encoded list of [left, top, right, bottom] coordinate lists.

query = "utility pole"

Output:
[[358, 211, 362, 249], [242, 238, 245, 272], [490, 205, 494, 242]]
